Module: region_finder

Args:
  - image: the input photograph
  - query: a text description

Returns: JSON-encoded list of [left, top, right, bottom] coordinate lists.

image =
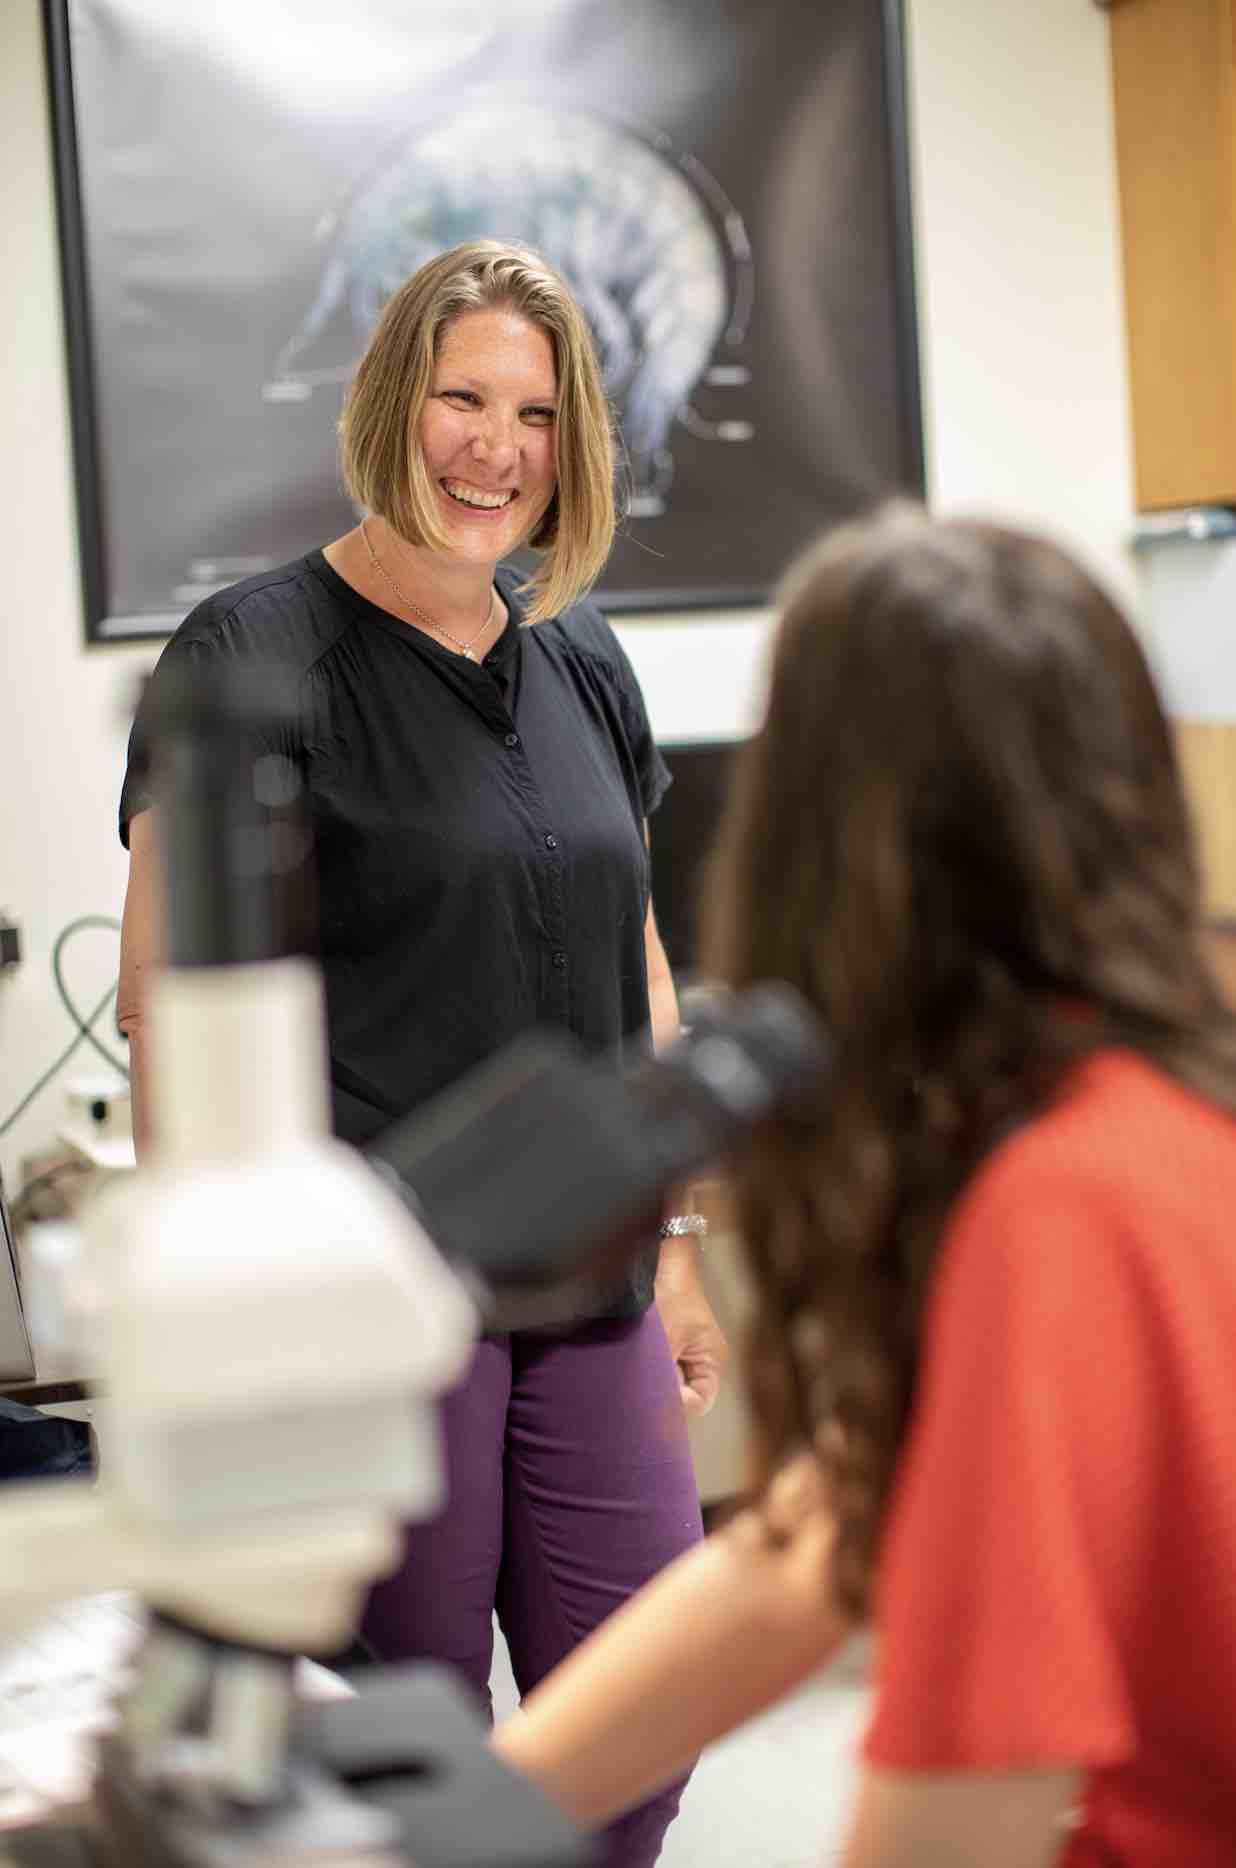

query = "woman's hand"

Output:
[[654, 1236, 727, 1417]]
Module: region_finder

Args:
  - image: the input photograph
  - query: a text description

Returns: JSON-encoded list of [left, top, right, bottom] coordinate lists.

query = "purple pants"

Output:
[[361, 1309, 704, 1868]]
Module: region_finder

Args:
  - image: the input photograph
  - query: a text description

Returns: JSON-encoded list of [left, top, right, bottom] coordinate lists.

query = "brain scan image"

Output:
[[266, 107, 755, 516]]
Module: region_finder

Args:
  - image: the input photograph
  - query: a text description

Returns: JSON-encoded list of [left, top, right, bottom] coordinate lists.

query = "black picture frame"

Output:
[[44, 0, 924, 644]]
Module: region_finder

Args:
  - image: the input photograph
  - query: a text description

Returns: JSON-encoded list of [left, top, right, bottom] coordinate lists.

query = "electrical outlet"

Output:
[[0, 910, 20, 971]]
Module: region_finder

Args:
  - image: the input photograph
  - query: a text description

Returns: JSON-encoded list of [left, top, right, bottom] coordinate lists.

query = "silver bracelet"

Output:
[[658, 1213, 709, 1242]]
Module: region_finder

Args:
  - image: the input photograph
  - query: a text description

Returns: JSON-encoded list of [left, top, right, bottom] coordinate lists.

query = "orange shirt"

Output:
[[864, 1051, 1236, 1865]]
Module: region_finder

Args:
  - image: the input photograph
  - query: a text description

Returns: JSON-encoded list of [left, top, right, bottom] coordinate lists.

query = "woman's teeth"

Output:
[[443, 480, 515, 510]]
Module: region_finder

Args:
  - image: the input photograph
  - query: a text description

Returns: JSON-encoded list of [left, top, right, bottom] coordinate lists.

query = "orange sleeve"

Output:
[[863, 1155, 1157, 1772]]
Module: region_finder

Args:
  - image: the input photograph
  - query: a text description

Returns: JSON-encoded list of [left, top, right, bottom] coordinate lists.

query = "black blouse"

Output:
[[120, 551, 671, 1319]]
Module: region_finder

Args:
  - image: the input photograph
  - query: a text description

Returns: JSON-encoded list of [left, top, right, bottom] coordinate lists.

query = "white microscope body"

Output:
[[0, 954, 476, 1763]]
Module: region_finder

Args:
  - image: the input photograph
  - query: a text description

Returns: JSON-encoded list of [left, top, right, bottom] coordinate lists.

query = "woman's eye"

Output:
[[443, 389, 478, 406], [524, 407, 556, 425]]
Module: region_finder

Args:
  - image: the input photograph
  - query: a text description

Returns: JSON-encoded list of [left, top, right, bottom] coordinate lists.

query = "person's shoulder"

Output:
[[170, 552, 351, 679], [531, 587, 651, 717], [951, 1048, 1236, 1250], [512, 571, 625, 668]]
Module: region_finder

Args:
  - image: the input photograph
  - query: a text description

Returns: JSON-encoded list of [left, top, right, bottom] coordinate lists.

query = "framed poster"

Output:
[[45, 0, 923, 642]]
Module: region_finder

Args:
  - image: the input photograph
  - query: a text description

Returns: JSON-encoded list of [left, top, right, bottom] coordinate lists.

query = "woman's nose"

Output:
[[472, 410, 517, 464]]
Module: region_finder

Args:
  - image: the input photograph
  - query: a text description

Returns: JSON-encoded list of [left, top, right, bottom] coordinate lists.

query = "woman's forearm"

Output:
[[493, 1488, 847, 1827], [120, 1021, 156, 1161], [118, 809, 162, 1162]]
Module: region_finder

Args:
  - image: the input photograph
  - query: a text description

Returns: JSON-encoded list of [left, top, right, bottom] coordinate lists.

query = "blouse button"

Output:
[[551, 950, 567, 969], [503, 732, 520, 749], [545, 834, 558, 850]]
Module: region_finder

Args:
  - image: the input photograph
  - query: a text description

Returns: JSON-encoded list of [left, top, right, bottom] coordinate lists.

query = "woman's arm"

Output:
[[643, 890, 680, 1055], [840, 1765, 1080, 1868], [117, 808, 162, 1160], [646, 908, 727, 1417], [494, 1459, 1078, 1868], [494, 1455, 847, 1824], [643, 859, 728, 1411]]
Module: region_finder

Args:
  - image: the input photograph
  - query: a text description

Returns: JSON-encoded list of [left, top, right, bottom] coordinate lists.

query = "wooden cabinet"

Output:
[[1112, 5, 1236, 914], [1175, 721, 1236, 914], [1202, 913, 1236, 1002], [1109, 0, 1236, 509]]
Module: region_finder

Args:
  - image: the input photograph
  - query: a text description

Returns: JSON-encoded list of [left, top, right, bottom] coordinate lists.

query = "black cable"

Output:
[[51, 915, 129, 1077], [0, 980, 118, 1139], [0, 917, 127, 1139]]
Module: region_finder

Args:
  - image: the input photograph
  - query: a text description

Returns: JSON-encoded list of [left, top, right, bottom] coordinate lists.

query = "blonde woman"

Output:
[[118, 241, 724, 1868]]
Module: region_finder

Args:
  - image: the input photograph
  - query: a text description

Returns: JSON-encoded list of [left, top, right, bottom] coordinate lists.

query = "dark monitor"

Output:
[[649, 739, 744, 981], [0, 1170, 36, 1383]]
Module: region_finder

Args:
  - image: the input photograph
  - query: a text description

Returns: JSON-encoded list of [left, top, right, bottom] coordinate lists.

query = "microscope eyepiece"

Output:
[[367, 982, 829, 1301]]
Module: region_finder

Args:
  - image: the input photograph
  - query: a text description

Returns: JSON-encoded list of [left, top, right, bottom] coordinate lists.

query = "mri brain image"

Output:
[[267, 107, 754, 515]]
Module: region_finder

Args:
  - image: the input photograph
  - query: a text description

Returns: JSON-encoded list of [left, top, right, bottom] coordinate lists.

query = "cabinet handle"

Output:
[[1132, 508, 1236, 550]]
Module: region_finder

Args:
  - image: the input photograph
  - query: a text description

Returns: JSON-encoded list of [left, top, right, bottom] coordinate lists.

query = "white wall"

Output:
[[905, 0, 1136, 607], [1136, 542, 1236, 719], [0, 0, 1137, 1191], [0, 0, 152, 1193]]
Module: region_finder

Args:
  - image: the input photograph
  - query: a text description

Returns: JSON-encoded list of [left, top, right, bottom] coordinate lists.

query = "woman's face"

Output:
[[417, 306, 559, 567]]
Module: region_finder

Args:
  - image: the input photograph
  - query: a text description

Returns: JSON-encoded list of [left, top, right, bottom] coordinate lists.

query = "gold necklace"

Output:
[[361, 519, 496, 659]]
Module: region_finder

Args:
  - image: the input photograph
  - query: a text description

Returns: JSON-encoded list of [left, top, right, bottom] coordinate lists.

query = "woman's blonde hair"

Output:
[[338, 240, 615, 625]]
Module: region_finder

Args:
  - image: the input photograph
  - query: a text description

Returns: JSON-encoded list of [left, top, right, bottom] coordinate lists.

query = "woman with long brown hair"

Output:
[[494, 504, 1236, 1865]]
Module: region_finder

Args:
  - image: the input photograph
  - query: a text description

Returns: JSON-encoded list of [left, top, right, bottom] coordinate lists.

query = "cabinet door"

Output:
[[1110, 0, 1236, 508], [1176, 720, 1236, 914]]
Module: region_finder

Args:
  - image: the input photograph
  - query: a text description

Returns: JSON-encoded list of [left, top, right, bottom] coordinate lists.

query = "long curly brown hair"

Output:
[[699, 504, 1236, 1617]]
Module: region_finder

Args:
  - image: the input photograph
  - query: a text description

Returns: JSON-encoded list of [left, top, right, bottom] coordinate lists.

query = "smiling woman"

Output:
[[344, 305, 560, 650], [116, 240, 722, 1868], [336, 241, 616, 630]]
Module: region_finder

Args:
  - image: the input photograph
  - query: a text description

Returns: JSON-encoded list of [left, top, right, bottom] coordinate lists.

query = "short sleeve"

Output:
[[593, 613, 672, 819], [119, 637, 201, 848], [620, 673, 671, 821], [118, 630, 301, 848], [863, 1162, 1154, 1773]]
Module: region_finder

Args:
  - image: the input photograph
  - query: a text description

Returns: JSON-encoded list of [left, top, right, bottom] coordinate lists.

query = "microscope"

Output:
[[0, 667, 827, 1867]]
